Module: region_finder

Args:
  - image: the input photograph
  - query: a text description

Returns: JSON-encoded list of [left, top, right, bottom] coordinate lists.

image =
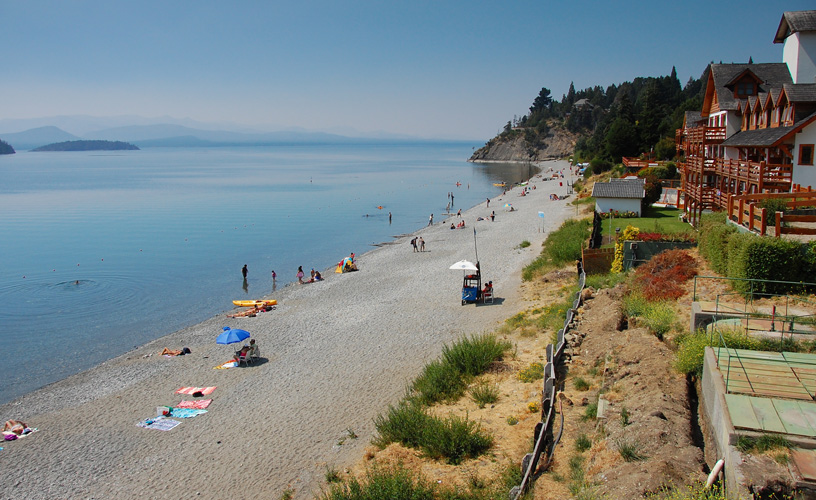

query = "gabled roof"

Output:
[[591, 179, 645, 200], [721, 110, 816, 147], [774, 10, 816, 43], [703, 64, 792, 115], [684, 110, 703, 128], [782, 83, 816, 103]]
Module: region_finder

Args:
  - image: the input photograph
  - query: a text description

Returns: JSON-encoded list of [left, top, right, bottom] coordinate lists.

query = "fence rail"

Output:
[[509, 270, 585, 499]]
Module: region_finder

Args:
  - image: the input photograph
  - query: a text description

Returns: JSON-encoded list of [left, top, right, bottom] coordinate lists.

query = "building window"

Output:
[[737, 82, 755, 96], [800, 145, 815, 166]]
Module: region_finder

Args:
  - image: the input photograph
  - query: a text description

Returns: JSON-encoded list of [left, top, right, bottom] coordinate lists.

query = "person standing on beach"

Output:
[[419, 237, 425, 252], [271, 270, 276, 282], [242, 265, 248, 279], [451, 193, 454, 205], [297, 266, 304, 284], [456, 209, 462, 218], [411, 237, 418, 252], [491, 211, 495, 222], [428, 214, 433, 226], [388, 212, 392, 223], [486, 198, 490, 208]]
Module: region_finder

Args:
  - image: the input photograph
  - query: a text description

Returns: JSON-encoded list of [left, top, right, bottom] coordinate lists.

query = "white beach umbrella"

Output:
[[449, 260, 478, 271]]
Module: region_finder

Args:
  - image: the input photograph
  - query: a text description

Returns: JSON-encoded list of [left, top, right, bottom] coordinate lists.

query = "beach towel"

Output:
[[214, 361, 238, 369], [175, 386, 217, 395], [168, 408, 208, 419], [136, 416, 181, 431], [176, 399, 212, 410]]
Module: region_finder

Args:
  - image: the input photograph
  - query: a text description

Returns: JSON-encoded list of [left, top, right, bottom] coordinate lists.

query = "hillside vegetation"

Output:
[[471, 66, 708, 164], [0, 139, 15, 155]]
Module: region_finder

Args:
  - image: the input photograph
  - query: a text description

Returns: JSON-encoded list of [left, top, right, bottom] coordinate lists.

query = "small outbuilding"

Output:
[[591, 178, 646, 216]]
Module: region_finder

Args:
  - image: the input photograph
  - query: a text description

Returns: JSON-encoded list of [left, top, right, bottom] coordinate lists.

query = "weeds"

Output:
[[615, 438, 647, 462], [519, 240, 531, 249], [442, 334, 511, 378], [518, 362, 545, 383], [574, 433, 592, 452], [581, 402, 598, 421], [620, 406, 630, 427], [522, 218, 591, 281], [645, 481, 728, 499], [325, 465, 342, 483], [469, 381, 499, 408], [506, 415, 519, 425], [736, 434, 792, 454], [573, 377, 590, 391]]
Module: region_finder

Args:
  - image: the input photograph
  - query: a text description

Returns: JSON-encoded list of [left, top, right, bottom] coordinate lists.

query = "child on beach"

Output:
[[297, 266, 304, 284]]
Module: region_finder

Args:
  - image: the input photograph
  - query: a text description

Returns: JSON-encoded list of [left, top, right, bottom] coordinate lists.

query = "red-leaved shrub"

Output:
[[631, 249, 698, 301]]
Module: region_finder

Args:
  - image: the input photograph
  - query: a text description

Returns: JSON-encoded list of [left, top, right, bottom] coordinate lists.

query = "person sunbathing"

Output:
[[161, 348, 183, 356], [3, 420, 28, 435]]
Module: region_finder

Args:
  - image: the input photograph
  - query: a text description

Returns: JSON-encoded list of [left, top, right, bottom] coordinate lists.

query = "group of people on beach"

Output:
[[297, 265, 324, 284], [410, 236, 425, 252]]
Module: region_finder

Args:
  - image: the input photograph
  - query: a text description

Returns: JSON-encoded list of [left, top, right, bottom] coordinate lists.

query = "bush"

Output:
[[522, 218, 591, 280], [410, 359, 467, 405], [574, 433, 592, 452], [640, 302, 677, 339], [469, 381, 499, 408], [442, 334, 511, 378], [374, 402, 432, 449], [697, 213, 735, 275], [674, 328, 761, 376], [629, 249, 697, 301], [421, 413, 493, 465], [321, 465, 437, 500]]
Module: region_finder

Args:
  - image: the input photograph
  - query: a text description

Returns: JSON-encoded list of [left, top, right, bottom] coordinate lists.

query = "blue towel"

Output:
[[169, 408, 208, 419]]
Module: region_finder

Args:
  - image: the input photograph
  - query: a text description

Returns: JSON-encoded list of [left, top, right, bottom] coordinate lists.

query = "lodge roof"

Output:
[[591, 178, 645, 200], [720, 126, 794, 147], [774, 10, 816, 43], [710, 64, 792, 111], [684, 110, 703, 128], [721, 110, 816, 147], [783, 83, 816, 103]]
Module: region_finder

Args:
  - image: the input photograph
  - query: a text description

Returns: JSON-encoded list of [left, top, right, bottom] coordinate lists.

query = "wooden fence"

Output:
[[509, 270, 585, 499], [726, 187, 816, 237]]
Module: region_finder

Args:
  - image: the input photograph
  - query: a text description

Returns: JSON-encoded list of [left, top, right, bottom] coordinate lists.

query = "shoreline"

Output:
[[1, 160, 573, 499]]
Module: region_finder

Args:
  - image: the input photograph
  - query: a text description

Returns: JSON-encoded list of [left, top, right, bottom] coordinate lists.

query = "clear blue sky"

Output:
[[2, 1, 813, 140]]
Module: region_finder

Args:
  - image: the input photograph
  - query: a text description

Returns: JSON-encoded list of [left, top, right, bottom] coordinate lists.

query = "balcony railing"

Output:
[[684, 126, 726, 144], [683, 157, 792, 187]]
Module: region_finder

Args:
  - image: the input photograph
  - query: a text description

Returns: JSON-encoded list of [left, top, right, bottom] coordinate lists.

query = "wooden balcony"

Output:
[[683, 157, 792, 191], [685, 126, 726, 145]]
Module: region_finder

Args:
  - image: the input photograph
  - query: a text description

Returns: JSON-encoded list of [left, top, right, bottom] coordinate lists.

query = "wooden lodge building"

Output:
[[677, 10, 816, 227]]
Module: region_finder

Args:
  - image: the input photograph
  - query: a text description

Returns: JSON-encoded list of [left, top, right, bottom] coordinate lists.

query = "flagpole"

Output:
[[473, 227, 479, 265]]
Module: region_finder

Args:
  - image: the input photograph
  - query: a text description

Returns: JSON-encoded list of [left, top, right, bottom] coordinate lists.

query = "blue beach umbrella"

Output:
[[216, 326, 250, 345]]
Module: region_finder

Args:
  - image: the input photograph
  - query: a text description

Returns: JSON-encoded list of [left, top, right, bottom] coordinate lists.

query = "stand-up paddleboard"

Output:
[[232, 299, 277, 308]]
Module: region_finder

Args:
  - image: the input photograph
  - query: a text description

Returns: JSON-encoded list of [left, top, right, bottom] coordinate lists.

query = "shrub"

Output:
[[581, 402, 598, 421], [736, 434, 792, 454], [421, 413, 493, 465], [373, 402, 431, 449], [640, 302, 677, 339], [519, 240, 531, 248], [321, 465, 437, 500], [629, 249, 697, 301], [518, 362, 545, 383], [674, 328, 761, 376], [523, 218, 592, 280], [697, 213, 736, 275], [442, 334, 511, 378], [506, 415, 519, 425], [410, 359, 467, 405]]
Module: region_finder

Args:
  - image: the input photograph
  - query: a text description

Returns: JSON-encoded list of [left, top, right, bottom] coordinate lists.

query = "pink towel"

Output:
[[175, 386, 216, 395], [176, 399, 212, 409]]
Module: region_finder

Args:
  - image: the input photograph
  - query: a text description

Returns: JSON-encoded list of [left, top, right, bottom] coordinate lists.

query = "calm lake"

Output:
[[0, 142, 539, 404]]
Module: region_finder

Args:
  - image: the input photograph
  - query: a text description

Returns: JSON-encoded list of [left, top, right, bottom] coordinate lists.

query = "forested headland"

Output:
[[0, 139, 15, 155], [471, 66, 706, 167], [31, 140, 139, 152]]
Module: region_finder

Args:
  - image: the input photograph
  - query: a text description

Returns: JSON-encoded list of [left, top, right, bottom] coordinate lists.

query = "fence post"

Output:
[[739, 199, 745, 226], [760, 208, 767, 235], [748, 203, 755, 231], [776, 212, 782, 238]]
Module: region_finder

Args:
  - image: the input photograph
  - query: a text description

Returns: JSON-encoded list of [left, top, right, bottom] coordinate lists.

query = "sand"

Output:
[[0, 160, 574, 500]]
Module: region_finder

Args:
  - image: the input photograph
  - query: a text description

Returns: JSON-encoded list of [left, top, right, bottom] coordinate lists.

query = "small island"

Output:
[[0, 139, 15, 155], [31, 140, 139, 152]]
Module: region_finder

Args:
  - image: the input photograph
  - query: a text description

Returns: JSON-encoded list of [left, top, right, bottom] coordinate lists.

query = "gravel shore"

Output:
[[0, 160, 573, 500]]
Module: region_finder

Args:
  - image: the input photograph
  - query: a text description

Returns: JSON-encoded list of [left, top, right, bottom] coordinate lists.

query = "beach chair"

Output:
[[483, 286, 494, 304], [249, 346, 261, 361], [237, 351, 252, 367]]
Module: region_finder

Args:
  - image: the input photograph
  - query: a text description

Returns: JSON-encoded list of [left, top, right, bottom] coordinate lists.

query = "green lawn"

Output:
[[602, 206, 693, 242]]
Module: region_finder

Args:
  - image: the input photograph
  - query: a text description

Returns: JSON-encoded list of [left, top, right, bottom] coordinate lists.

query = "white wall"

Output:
[[595, 198, 641, 216], [784, 32, 816, 84], [793, 123, 816, 189]]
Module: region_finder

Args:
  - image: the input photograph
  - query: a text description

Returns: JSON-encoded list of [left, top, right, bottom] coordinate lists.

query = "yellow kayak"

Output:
[[494, 182, 506, 187], [232, 299, 277, 308]]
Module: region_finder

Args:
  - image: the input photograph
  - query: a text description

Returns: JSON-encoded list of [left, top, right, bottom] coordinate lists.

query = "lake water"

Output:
[[0, 143, 539, 404]]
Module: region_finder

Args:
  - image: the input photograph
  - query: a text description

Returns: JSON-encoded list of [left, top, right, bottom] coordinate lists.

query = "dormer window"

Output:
[[736, 82, 756, 97]]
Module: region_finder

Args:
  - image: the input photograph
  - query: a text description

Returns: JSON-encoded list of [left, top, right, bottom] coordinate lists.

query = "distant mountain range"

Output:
[[0, 116, 445, 151]]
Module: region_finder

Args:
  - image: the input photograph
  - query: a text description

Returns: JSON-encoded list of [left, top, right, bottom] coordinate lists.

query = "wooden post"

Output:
[[749, 203, 755, 231], [760, 208, 767, 235], [739, 199, 745, 226], [776, 212, 782, 238], [727, 195, 733, 221]]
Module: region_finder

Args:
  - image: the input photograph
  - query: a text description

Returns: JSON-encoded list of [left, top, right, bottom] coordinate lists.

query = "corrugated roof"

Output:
[[783, 83, 816, 103], [591, 179, 645, 199], [774, 10, 816, 43], [711, 64, 792, 111]]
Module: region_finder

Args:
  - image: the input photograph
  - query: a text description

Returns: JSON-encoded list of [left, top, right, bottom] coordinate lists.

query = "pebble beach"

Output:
[[0, 159, 573, 500]]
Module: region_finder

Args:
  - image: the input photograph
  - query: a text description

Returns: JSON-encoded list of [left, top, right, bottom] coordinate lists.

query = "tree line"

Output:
[[500, 66, 708, 165], [0, 139, 15, 155]]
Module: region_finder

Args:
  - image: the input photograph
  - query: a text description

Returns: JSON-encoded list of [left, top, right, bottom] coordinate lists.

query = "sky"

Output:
[[2, 0, 814, 140]]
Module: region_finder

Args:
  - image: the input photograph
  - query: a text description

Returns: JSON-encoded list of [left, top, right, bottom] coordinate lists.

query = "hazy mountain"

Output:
[[0, 126, 81, 150], [85, 124, 364, 145]]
